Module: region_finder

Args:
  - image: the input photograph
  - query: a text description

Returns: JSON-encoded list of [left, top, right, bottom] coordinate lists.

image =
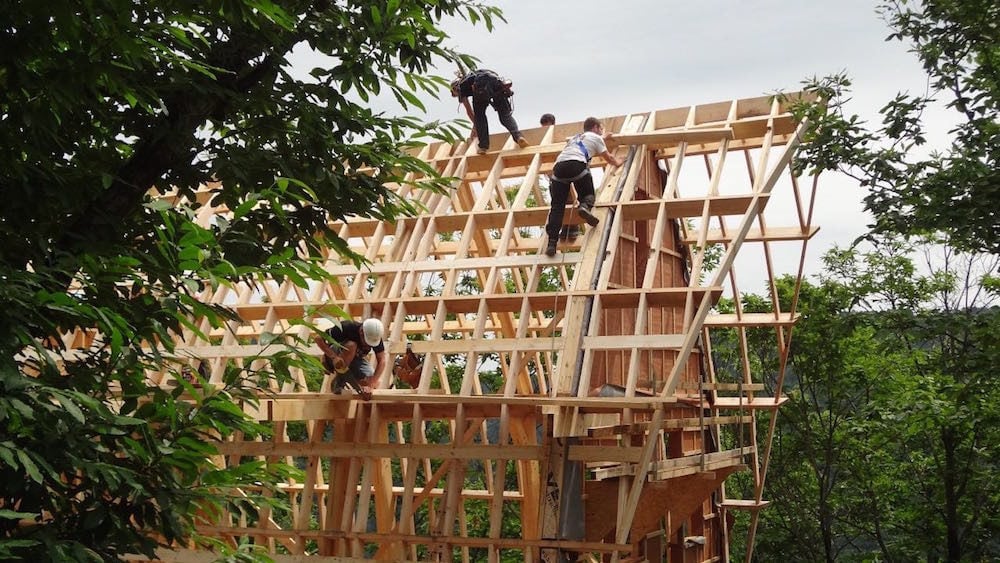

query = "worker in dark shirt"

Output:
[[451, 68, 529, 154], [314, 318, 387, 400]]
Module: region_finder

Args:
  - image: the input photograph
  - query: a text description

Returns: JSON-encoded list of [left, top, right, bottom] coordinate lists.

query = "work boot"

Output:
[[560, 225, 581, 241], [516, 136, 530, 148], [477, 147, 488, 155], [578, 195, 599, 227], [544, 237, 558, 257]]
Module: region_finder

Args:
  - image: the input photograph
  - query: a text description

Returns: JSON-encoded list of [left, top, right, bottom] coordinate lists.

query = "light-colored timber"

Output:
[[70, 92, 819, 562]]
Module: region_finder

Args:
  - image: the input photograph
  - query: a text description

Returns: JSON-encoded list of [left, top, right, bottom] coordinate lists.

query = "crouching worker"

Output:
[[315, 318, 387, 401], [543, 117, 623, 257], [451, 68, 529, 154]]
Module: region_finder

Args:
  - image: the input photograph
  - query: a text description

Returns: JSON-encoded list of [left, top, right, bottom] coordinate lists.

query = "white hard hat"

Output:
[[362, 318, 384, 346]]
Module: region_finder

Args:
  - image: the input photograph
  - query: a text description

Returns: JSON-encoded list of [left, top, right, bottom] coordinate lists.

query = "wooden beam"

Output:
[[681, 225, 819, 244], [703, 312, 799, 327], [720, 499, 771, 510], [329, 193, 769, 238], [191, 527, 633, 554], [216, 441, 543, 460], [709, 397, 789, 409], [609, 126, 734, 148], [226, 286, 724, 320], [588, 415, 753, 438]]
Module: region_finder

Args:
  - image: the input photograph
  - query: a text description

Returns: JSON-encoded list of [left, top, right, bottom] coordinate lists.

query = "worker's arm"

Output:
[[599, 148, 624, 168], [460, 97, 477, 140], [315, 335, 354, 372], [460, 97, 474, 121], [315, 334, 337, 360], [363, 349, 388, 391]]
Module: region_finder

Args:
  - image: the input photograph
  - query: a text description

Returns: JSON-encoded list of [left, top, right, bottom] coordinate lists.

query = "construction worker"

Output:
[[315, 318, 387, 400], [538, 113, 581, 242], [543, 117, 623, 257], [451, 68, 529, 154]]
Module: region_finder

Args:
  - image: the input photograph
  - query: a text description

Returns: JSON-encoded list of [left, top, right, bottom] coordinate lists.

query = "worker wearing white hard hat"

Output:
[[314, 317, 387, 400]]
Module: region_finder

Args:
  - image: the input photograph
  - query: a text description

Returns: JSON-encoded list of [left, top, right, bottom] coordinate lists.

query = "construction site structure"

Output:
[[146, 92, 818, 562]]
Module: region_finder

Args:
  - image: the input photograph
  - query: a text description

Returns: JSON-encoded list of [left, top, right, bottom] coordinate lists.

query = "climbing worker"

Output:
[[450, 68, 529, 154], [543, 117, 623, 257], [315, 317, 387, 401], [537, 113, 580, 242]]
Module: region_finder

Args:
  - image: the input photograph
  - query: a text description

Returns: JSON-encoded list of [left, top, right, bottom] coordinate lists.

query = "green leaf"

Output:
[[0, 444, 17, 467], [0, 509, 38, 521], [7, 398, 34, 419], [145, 199, 174, 212], [113, 415, 146, 426], [16, 450, 42, 483], [53, 393, 86, 424]]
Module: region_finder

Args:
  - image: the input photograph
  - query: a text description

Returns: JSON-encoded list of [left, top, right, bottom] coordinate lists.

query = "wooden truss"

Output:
[[148, 92, 818, 562]]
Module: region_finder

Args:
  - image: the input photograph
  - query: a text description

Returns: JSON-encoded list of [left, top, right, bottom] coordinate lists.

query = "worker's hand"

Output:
[[359, 378, 374, 401], [469, 128, 478, 142], [331, 355, 349, 374]]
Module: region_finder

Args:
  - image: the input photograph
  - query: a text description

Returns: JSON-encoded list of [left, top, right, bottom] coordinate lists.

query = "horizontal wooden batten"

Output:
[[230, 287, 723, 320], [190, 529, 632, 555], [583, 334, 685, 350], [268, 483, 525, 501], [704, 312, 799, 327], [614, 195, 769, 222], [175, 337, 571, 360], [239, 393, 684, 422], [592, 447, 754, 480], [331, 193, 769, 238], [721, 499, 772, 510], [423, 126, 736, 171], [216, 441, 543, 460], [674, 383, 766, 392], [323, 251, 584, 276], [706, 396, 789, 409], [682, 225, 819, 244], [609, 127, 734, 148], [588, 415, 753, 438]]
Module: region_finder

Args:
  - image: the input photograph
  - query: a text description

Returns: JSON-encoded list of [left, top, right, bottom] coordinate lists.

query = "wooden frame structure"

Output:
[[150, 92, 818, 562]]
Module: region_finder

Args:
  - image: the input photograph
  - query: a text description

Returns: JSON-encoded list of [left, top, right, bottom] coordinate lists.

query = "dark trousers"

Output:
[[471, 74, 522, 150], [546, 160, 595, 239]]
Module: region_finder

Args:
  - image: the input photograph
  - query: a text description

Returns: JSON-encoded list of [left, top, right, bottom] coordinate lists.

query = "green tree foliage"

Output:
[[837, 241, 1000, 562], [747, 239, 1000, 562], [741, 274, 894, 562], [0, 1, 502, 560], [784, 0, 1000, 254]]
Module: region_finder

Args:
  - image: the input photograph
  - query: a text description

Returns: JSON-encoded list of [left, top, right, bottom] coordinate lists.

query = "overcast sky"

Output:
[[296, 1, 942, 293], [422, 1, 945, 291]]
